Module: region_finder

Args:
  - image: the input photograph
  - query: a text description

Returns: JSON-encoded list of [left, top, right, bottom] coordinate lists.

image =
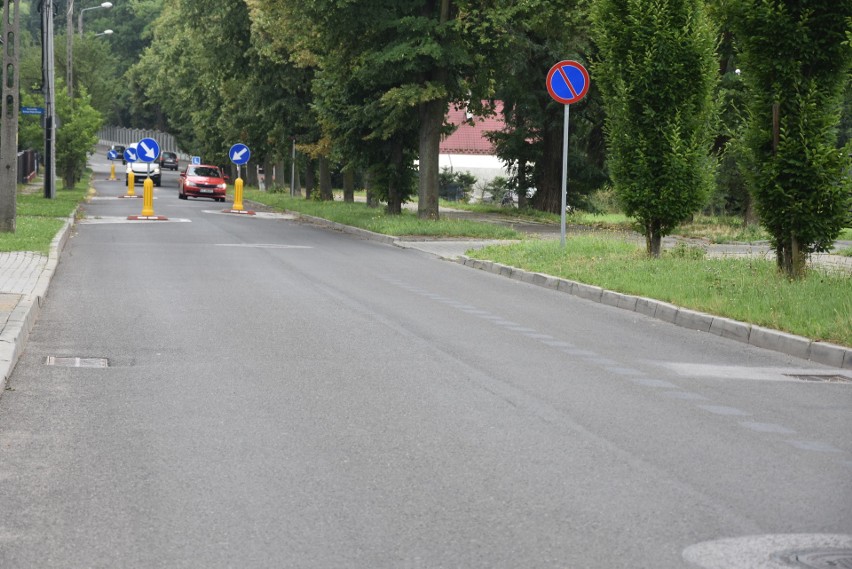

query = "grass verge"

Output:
[[469, 237, 852, 347], [0, 176, 88, 255], [245, 190, 522, 240]]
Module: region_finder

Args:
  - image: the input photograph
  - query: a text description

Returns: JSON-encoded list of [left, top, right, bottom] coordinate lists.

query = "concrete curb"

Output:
[[456, 255, 852, 370], [0, 212, 75, 393], [295, 212, 398, 245]]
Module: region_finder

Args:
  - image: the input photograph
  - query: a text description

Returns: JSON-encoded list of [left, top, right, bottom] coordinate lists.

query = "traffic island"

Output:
[[126, 215, 169, 221]]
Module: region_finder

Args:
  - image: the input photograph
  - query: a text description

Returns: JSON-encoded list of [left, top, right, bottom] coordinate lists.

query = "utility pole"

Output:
[[42, 0, 56, 199], [1, 0, 22, 231], [66, 0, 73, 98]]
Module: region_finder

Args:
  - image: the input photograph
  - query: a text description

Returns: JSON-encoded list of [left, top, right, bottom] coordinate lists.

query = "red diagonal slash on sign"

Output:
[[558, 66, 580, 98]]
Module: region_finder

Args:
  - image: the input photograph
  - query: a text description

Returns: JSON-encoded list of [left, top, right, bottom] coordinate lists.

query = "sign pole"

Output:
[[546, 60, 589, 248], [560, 104, 569, 247]]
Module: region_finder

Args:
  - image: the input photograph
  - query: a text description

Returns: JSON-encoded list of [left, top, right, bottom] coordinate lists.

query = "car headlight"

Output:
[[217, 183, 226, 190]]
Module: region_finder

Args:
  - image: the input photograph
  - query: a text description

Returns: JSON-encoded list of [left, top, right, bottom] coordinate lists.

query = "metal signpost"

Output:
[[546, 60, 590, 246], [228, 143, 251, 213], [136, 138, 159, 217]]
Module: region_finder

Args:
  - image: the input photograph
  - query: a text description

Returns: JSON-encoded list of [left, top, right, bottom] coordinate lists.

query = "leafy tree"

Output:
[[486, 0, 607, 213], [592, 0, 717, 257], [55, 81, 103, 188], [730, 0, 852, 277]]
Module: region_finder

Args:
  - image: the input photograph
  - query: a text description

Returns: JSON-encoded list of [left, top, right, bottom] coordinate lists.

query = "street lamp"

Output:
[[78, 2, 113, 36], [95, 29, 114, 37]]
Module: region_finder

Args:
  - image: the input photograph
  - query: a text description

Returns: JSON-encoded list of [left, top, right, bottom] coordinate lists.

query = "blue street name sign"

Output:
[[137, 138, 160, 163], [229, 143, 250, 165], [124, 147, 138, 163], [21, 106, 45, 115]]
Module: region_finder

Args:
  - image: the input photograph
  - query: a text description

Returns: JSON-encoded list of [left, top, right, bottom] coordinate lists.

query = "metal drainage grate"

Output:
[[774, 549, 852, 568], [787, 374, 851, 384], [45, 356, 109, 368]]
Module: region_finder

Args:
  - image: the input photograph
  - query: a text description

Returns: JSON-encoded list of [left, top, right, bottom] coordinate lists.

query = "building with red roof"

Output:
[[438, 103, 511, 195]]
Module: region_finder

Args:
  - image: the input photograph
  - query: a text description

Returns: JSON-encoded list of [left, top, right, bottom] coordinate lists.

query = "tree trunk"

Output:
[[418, 98, 444, 220], [387, 142, 403, 215], [646, 219, 663, 257], [304, 159, 315, 200], [293, 161, 302, 197], [531, 109, 563, 213], [343, 168, 354, 203], [318, 156, 333, 200], [517, 159, 528, 209], [365, 169, 378, 208]]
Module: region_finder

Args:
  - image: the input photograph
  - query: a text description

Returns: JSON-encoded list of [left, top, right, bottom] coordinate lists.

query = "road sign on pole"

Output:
[[137, 138, 160, 163], [123, 146, 138, 163], [546, 60, 590, 247], [546, 60, 590, 106], [229, 143, 250, 166]]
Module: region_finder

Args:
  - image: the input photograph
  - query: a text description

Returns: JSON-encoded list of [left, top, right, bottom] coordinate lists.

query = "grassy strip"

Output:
[[244, 190, 522, 240], [469, 237, 852, 347], [0, 176, 88, 255]]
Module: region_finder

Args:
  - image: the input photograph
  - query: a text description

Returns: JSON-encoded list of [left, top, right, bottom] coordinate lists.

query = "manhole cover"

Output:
[[774, 549, 852, 568], [45, 356, 109, 368], [787, 374, 851, 384]]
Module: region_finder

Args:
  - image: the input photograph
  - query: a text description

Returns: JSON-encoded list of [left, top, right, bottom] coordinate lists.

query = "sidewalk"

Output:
[[0, 217, 75, 392]]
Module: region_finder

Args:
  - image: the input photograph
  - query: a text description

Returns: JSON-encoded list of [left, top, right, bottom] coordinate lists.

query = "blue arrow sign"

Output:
[[107, 150, 118, 160], [229, 143, 250, 165], [137, 138, 160, 163], [123, 147, 138, 163]]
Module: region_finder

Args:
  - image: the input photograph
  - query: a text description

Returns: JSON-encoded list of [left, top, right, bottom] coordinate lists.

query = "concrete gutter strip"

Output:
[[456, 254, 852, 370]]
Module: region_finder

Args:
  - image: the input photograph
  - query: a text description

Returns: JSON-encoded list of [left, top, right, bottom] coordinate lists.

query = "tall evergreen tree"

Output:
[[730, 0, 852, 278], [592, 0, 717, 256]]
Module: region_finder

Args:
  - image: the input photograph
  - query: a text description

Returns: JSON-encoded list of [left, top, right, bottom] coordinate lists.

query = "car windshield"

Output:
[[163, 153, 176, 159], [191, 167, 220, 177]]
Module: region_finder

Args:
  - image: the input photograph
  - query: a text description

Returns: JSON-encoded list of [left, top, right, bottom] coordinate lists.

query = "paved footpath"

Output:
[[0, 218, 74, 392]]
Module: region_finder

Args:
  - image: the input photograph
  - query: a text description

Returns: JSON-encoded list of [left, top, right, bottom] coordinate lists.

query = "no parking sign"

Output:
[[546, 60, 590, 246]]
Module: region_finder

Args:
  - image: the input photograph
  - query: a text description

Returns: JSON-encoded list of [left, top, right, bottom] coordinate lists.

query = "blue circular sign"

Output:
[[229, 143, 251, 165], [137, 138, 161, 163], [123, 147, 138, 163], [107, 150, 118, 161], [546, 60, 590, 105]]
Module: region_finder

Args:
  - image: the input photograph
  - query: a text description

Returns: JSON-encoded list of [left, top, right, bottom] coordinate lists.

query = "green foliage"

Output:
[[730, 0, 852, 276], [591, 0, 718, 255], [55, 83, 103, 189], [439, 168, 477, 201], [470, 237, 852, 346], [242, 189, 521, 239]]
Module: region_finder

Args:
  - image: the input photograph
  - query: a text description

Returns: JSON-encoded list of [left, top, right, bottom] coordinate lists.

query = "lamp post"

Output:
[[95, 29, 114, 37], [78, 2, 112, 36]]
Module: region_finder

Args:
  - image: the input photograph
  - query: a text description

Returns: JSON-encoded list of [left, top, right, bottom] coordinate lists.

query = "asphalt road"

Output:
[[0, 155, 850, 568]]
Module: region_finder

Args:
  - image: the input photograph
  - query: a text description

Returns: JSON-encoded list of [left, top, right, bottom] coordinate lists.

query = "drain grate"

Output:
[[774, 549, 852, 568], [787, 374, 851, 384], [45, 356, 109, 368]]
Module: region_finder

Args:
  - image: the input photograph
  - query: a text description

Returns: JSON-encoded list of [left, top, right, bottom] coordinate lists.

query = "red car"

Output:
[[178, 164, 228, 202]]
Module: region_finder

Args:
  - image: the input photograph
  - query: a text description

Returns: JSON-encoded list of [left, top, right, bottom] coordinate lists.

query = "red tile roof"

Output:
[[440, 102, 505, 155]]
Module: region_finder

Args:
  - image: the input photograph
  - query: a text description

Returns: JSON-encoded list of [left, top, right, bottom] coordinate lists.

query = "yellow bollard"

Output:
[[109, 163, 116, 181], [232, 177, 244, 211], [127, 171, 136, 197], [141, 177, 155, 217]]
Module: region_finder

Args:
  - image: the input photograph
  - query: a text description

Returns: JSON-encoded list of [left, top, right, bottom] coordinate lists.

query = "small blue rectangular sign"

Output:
[[21, 107, 45, 115]]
